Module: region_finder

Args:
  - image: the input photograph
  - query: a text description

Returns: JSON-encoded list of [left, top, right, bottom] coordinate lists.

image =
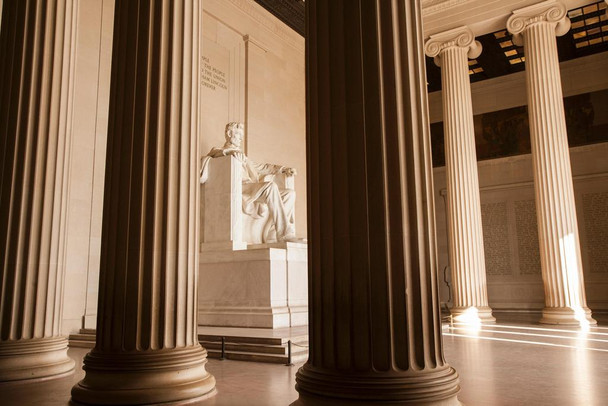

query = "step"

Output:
[[198, 333, 308, 346], [67, 330, 310, 364], [206, 349, 308, 364], [201, 340, 307, 356], [68, 333, 96, 349]]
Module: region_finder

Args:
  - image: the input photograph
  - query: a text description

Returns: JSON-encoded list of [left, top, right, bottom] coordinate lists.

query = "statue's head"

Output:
[[225, 122, 244, 149]]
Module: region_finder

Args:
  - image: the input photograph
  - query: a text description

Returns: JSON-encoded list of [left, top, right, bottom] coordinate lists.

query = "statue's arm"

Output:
[[251, 161, 281, 176], [251, 161, 297, 177], [207, 146, 246, 162]]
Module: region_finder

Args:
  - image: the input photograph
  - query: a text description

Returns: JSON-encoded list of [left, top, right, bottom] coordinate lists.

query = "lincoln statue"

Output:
[[200, 122, 298, 242]]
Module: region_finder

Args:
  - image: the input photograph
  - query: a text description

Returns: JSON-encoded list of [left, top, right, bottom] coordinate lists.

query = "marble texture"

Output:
[[0, 0, 77, 383], [198, 242, 308, 328], [507, 0, 595, 326], [201, 123, 298, 246], [296, 1, 459, 405], [425, 26, 495, 324], [61, 0, 114, 335], [70, 2, 216, 404], [202, 155, 248, 251]]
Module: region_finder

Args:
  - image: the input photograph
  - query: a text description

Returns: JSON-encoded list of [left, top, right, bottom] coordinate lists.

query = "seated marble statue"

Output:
[[200, 122, 298, 243]]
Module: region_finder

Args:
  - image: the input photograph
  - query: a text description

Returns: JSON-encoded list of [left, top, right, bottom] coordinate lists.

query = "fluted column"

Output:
[[71, 1, 216, 404], [0, 0, 76, 382], [507, 0, 596, 326], [294, 1, 460, 405], [425, 27, 495, 324]]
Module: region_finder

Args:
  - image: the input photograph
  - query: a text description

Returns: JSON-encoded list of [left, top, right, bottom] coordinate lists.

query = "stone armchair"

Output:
[[201, 155, 296, 251]]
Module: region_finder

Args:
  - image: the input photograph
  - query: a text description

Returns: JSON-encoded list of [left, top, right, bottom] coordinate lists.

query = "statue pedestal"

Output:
[[198, 242, 308, 328]]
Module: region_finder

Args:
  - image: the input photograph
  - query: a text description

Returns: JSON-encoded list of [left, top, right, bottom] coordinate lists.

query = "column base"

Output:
[[540, 306, 597, 326], [71, 345, 216, 405], [291, 393, 461, 406], [294, 363, 460, 405], [450, 306, 496, 324], [0, 336, 75, 383]]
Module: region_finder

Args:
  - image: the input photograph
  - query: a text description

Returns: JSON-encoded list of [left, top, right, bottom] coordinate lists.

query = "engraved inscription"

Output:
[[583, 192, 608, 273], [481, 202, 511, 276], [515, 200, 541, 275], [201, 55, 228, 91]]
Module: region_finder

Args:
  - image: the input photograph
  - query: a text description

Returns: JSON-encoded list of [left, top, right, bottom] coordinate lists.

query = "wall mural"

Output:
[[431, 88, 608, 167]]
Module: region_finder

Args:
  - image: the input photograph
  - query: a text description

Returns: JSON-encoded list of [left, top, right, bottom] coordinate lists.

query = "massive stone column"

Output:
[[425, 27, 495, 324], [0, 0, 76, 382], [507, 0, 596, 326], [294, 1, 460, 405], [71, 1, 216, 404]]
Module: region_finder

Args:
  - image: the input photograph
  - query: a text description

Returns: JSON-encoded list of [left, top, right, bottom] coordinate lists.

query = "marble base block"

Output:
[[198, 242, 308, 329]]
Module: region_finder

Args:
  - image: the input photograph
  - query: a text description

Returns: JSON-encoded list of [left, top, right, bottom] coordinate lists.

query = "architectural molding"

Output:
[[243, 34, 269, 53], [428, 51, 608, 123], [440, 169, 608, 194], [422, 0, 471, 15], [425, 25, 482, 66], [244, 0, 591, 39], [254, 0, 305, 36], [507, 0, 571, 44], [223, 0, 304, 52]]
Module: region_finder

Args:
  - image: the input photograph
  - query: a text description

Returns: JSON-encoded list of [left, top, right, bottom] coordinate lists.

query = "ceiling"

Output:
[[255, 0, 608, 91], [427, 1, 608, 91], [254, 0, 305, 36]]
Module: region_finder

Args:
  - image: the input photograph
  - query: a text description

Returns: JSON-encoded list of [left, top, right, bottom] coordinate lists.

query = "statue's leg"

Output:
[[280, 189, 296, 230], [256, 182, 295, 240]]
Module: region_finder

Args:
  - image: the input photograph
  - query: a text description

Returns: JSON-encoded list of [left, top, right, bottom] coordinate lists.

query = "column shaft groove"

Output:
[[424, 26, 494, 324], [294, 1, 460, 404], [71, 2, 216, 404], [507, 0, 595, 325], [0, 0, 76, 382]]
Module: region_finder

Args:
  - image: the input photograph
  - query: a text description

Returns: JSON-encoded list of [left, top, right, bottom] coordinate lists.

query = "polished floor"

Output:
[[3, 313, 608, 406]]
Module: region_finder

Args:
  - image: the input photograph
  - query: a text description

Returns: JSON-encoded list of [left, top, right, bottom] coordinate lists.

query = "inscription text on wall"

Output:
[[201, 56, 228, 91]]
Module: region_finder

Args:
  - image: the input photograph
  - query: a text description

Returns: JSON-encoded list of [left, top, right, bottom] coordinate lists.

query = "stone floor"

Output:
[[2, 313, 608, 406]]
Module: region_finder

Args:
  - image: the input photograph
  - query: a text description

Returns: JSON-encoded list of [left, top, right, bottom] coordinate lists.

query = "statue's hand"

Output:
[[223, 149, 246, 162], [281, 167, 297, 176]]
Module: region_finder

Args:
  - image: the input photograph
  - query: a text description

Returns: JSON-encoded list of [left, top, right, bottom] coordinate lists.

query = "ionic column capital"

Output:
[[507, 0, 571, 45], [424, 26, 481, 67]]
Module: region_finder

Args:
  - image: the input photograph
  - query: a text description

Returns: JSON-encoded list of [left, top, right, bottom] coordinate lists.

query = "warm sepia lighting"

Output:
[[451, 308, 483, 331], [444, 333, 608, 353], [559, 233, 591, 330]]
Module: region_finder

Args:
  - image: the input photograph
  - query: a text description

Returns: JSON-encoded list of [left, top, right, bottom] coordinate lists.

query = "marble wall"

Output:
[[61, 0, 114, 334], [430, 52, 608, 311]]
